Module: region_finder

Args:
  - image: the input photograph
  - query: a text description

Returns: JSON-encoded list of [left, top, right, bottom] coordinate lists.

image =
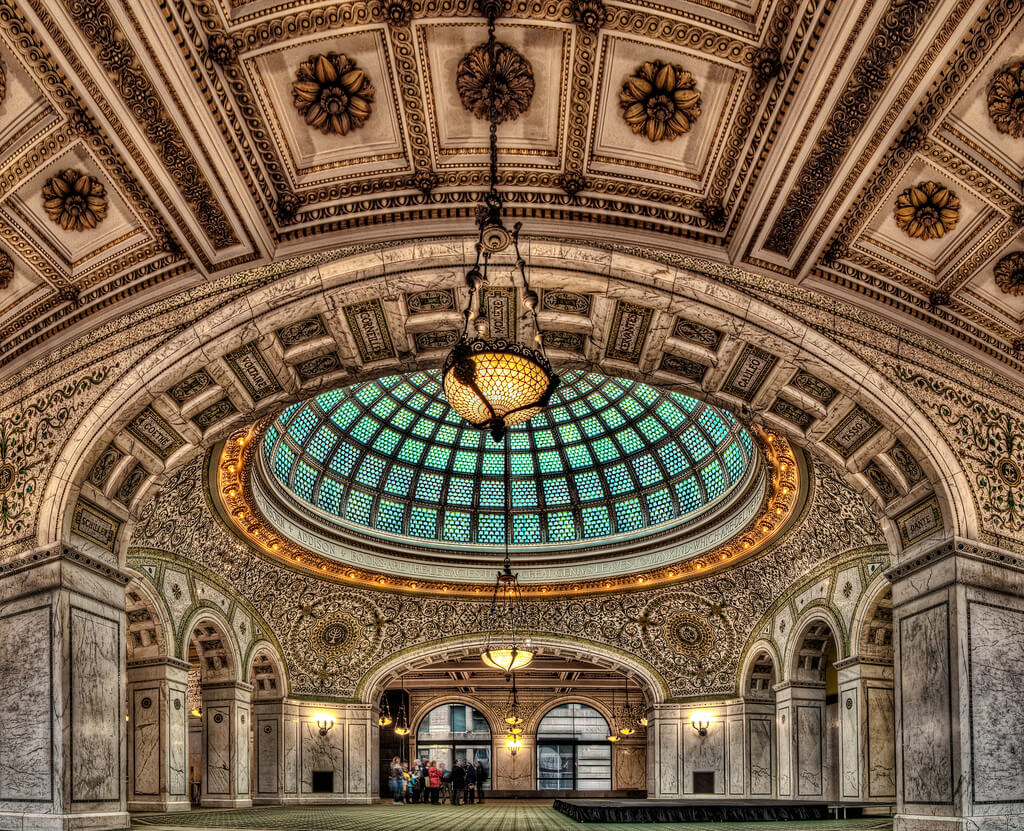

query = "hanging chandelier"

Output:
[[393, 681, 410, 736], [442, 0, 559, 443], [377, 694, 392, 727], [617, 677, 637, 736], [481, 436, 533, 674], [503, 672, 525, 734], [607, 685, 621, 742]]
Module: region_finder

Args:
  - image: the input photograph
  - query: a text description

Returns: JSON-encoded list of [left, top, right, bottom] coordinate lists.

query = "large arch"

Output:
[[356, 633, 671, 707], [38, 241, 971, 571]]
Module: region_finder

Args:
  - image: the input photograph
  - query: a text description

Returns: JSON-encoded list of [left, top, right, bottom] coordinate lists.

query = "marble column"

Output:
[[126, 658, 191, 812], [0, 545, 131, 830], [892, 539, 1024, 830], [252, 699, 287, 805], [732, 698, 775, 798], [200, 682, 253, 808], [835, 657, 895, 804], [774, 682, 828, 800]]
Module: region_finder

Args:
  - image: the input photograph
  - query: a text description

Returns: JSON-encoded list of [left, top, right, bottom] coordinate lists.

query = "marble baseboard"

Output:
[[0, 809, 130, 830], [199, 797, 253, 809], [895, 815, 1024, 831], [127, 796, 190, 813]]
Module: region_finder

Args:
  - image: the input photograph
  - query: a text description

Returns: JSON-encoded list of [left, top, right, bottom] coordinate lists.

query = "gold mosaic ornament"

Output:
[[456, 42, 534, 123], [292, 53, 375, 136], [987, 62, 1024, 139], [893, 181, 960, 240], [619, 61, 701, 142], [994, 252, 1024, 296], [42, 169, 108, 231]]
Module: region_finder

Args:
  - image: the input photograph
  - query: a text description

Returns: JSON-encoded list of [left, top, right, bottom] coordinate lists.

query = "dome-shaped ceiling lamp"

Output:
[[442, 0, 559, 444], [482, 437, 534, 673]]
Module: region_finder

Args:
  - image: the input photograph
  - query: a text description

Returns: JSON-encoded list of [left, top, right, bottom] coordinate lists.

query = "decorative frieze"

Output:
[[224, 342, 284, 402], [823, 406, 881, 459], [127, 406, 185, 460], [605, 301, 653, 363], [722, 346, 778, 402], [71, 499, 119, 550]]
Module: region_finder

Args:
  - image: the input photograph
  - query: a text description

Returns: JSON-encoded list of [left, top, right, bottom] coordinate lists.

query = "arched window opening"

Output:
[[537, 702, 611, 791], [415, 703, 492, 790]]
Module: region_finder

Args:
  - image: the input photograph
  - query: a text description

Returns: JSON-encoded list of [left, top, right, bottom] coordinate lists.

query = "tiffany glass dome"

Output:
[[249, 370, 764, 583]]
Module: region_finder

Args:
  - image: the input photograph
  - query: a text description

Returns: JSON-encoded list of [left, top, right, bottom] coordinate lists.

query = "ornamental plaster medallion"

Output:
[[664, 611, 715, 658], [292, 54, 375, 136], [0, 462, 14, 494], [998, 457, 1021, 488], [571, 0, 607, 32], [310, 613, 360, 658], [42, 169, 108, 231], [0, 248, 12, 290], [619, 61, 702, 142], [456, 42, 534, 123], [987, 62, 1024, 139], [994, 252, 1024, 296], [893, 181, 960, 240], [206, 32, 238, 67]]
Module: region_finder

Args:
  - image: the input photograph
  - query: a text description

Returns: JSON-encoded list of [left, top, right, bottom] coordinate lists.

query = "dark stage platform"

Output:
[[552, 798, 836, 823]]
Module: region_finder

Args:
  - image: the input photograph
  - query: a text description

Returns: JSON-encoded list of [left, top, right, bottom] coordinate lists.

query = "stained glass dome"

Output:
[[257, 369, 755, 554]]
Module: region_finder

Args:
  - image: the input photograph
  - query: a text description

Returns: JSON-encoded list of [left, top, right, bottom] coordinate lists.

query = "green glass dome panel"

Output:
[[260, 369, 754, 550]]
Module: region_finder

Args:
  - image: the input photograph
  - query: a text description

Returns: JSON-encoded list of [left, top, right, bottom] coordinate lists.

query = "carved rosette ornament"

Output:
[[987, 62, 1024, 139], [456, 42, 534, 123], [571, 0, 607, 32], [206, 32, 238, 67], [619, 61, 701, 142], [292, 53, 375, 136], [994, 252, 1024, 297], [382, 0, 412, 25], [893, 181, 960, 240], [42, 169, 108, 231]]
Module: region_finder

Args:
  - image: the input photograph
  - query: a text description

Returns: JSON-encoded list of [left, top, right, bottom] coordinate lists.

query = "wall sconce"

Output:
[[690, 710, 714, 737], [505, 734, 522, 756], [313, 712, 335, 737]]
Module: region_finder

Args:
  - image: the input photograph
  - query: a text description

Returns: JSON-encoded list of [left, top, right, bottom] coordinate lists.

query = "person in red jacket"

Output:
[[427, 760, 442, 805]]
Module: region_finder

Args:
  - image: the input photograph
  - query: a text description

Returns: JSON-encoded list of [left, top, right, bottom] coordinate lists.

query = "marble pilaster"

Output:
[[126, 658, 191, 812], [200, 682, 253, 808], [0, 545, 131, 830], [774, 682, 828, 800], [891, 541, 1024, 830], [835, 657, 895, 804]]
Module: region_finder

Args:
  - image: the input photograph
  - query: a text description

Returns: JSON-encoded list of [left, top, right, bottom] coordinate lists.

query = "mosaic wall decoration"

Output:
[[115, 462, 148, 505], [480, 286, 516, 340], [542, 290, 592, 316], [542, 331, 585, 352], [722, 345, 778, 402], [343, 299, 396, 363], [277, 316, 328, 348], [824, 406, 882, 459], [310, 613, 361, 659], [413, 330, 459, 351], [168, 369, 216, 405], [864, 462, 899, 503], [72, 499, 119, 550], [896, 496, 942, 546], [224, 342, 284, 402], [126, 406, 185, 460], [770, 399, 814, 430], [605, 301, 653, 363], [406, 289, 456, 315], [790, 371, 837, 405], [887, 442, 925, 484], [89, 445, 124, 488], [672, 319, 722, 350], [296, 354, 343, 380], [658, 354, 707, 381], [192, 397, 238, 431]]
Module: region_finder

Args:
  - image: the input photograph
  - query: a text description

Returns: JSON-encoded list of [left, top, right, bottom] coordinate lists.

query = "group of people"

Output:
[[388, 757, 488, 805]]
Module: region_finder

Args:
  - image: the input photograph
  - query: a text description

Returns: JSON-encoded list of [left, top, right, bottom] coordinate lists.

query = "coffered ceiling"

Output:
[[0, 0, 1022, 377]]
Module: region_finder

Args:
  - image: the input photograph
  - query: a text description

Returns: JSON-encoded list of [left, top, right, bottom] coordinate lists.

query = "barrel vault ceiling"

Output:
[[0, 0, 1021, 377]]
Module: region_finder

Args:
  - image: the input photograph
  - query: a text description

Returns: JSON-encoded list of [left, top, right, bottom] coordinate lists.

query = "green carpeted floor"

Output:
[[131, 802, 894, 831]]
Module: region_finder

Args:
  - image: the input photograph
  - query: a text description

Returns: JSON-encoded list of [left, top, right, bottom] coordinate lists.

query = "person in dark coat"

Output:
[[464, 760, 477, 803], [451, 760, 466, 805], [475, 761, 487, 802]]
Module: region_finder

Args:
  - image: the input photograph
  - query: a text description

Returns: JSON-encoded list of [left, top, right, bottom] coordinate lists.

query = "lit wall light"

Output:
[[312, 711, 336, 737], [690, 710, 714, 737]]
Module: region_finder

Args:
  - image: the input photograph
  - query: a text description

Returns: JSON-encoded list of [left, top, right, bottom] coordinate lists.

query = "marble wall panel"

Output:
[[840, 689, 859, 798], [206, 708, 231, 794], [866, 686, 895, 798], [236, 707, 250, 796], [899, 602, 952, 804], [777, 707, 791, 796], [132, 688, 160, 796], [684, 720, 724, 793], [749, 718, 772, 795], [0, 606, 51, 802], [168, 689, 186, 796], [256, 719, 279, 794], [728, 719, 743, 794], [615, 744, 646, 790], [284, 719, 298, 794], [347, 722, 366, 794], [301, 724, 343, 793], [796, 705, 822, 796], [658, 721, 679, 795], [968, 601, 1024, 804], [70, 607, 120, 802]]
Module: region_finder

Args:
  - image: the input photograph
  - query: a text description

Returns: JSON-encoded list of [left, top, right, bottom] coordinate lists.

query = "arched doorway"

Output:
[[536, 702, 613, 792]]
